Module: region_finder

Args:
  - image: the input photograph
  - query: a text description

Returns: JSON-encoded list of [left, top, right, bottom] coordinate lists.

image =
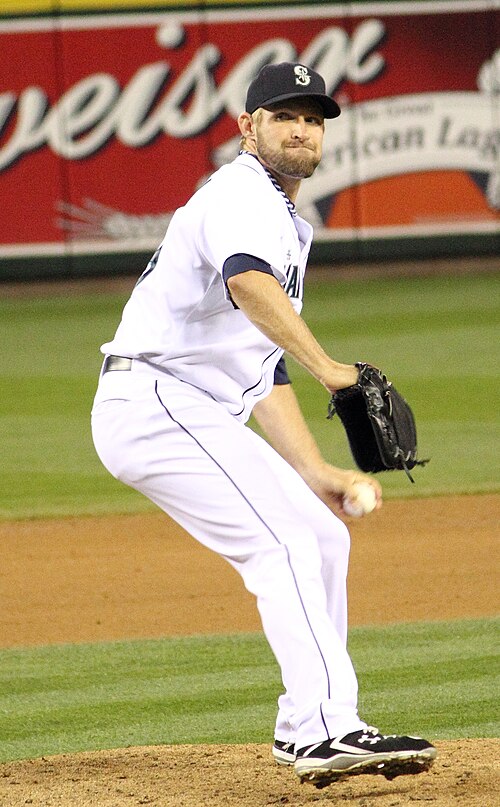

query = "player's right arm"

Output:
[[252, 381, 382, 513], [226, 269, 357, 392]]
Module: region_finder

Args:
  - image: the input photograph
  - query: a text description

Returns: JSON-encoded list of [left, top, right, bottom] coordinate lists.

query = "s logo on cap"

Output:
[[294, 65, 311, 87], [245, 61, 341, 118]]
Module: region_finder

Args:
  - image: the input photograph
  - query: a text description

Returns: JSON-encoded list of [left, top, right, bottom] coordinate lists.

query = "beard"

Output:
[[255, 136, 321, 179]]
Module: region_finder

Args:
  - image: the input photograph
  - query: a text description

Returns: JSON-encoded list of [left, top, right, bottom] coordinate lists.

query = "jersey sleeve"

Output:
[[198, 166, 286, 286]]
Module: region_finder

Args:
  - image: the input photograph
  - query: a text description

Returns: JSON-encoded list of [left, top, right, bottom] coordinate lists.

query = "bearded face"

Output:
[[252, 100, 324, 180]]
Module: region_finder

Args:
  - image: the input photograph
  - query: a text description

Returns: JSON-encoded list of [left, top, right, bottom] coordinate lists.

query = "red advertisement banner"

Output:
[[0, 3, 498, 258]]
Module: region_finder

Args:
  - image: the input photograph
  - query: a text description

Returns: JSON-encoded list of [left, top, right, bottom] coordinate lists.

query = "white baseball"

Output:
[[342, 483, 377, 518]]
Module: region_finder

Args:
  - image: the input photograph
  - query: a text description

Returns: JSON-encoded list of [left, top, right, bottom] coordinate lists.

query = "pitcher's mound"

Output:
[[0, 739, 498, 806]]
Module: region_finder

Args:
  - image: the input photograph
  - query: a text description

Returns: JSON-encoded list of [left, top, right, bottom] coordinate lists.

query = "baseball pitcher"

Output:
[[91, 62, 436, 789]]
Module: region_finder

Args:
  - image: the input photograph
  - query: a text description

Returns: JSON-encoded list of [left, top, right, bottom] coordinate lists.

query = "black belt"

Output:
[[102, 355, 133, 374]]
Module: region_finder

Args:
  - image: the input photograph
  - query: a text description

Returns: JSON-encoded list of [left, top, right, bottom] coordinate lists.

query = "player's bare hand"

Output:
[[321, 363, 359, 393], [305, 464, 382, 516]]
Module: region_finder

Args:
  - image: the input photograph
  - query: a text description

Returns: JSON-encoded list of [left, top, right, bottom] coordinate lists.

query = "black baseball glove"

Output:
[[327, 362, 428, 483]]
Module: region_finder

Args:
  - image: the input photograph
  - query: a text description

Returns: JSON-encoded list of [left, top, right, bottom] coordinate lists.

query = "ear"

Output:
[[238, 112, 255, 140]]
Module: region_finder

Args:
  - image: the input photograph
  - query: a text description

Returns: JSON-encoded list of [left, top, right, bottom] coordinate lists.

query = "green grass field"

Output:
[[0, 270, 499, 519], [0, 617, 498, 763], [0, 269, 498, 763]]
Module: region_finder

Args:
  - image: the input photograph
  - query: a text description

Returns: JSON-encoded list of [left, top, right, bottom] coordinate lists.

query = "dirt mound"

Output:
[[1, 740, 498, 806]]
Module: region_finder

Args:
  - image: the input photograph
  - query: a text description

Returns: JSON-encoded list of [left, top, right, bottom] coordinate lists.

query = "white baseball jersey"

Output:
[[101, 152, 313, 422]]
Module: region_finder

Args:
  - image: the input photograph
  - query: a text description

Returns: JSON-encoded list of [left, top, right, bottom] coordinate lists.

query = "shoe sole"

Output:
[[295, 749, 437, 789], [272, 749, 296, 767]]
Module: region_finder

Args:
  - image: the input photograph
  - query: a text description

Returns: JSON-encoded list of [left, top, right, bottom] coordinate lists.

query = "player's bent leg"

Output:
[[92, 371, 365, 750], [149, 382, 362, 751], [245, 430, 352, 745]]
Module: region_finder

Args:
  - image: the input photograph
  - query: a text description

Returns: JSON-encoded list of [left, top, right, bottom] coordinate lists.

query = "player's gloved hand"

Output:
[[327, 362, 429, 483]]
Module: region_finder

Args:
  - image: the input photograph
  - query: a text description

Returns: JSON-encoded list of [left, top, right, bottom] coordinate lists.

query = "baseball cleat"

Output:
[[294, 727, 437, 788], [272, 740, 296, 766]]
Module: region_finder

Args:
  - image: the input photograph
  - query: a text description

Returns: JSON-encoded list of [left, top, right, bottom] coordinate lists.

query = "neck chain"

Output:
[[240, 151, 297, 218]]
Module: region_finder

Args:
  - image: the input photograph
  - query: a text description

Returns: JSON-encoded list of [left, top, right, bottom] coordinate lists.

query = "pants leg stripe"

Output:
[[154, 382, 332, 732]]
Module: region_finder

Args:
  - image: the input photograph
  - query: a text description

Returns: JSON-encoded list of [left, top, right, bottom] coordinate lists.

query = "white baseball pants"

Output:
[[91, 361, 366, 750]]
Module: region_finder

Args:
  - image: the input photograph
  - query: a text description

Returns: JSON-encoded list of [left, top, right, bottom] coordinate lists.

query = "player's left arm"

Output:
[[226, 270, 358, 392], [252, 382, 382, 514]]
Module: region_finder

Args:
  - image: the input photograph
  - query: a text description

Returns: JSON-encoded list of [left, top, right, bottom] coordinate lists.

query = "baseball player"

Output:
[[91, 62, 436, 788]]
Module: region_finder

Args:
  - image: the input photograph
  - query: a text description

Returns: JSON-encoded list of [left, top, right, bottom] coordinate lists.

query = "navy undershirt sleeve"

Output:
[[222, 253, 275, 309], [222, 253, 274, 282], [273, 356, 291, 385]]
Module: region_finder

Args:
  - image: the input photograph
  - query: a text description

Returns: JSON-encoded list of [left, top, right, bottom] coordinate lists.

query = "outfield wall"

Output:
[[1, 0, 498, 279]]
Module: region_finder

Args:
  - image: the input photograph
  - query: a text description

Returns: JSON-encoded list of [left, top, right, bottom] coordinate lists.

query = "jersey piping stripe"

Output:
[[154, 379, 332, 737], [232, 346, 281, 418]]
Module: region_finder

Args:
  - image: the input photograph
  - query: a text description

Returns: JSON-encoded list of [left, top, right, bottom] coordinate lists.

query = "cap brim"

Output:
[[256, 91, 341, 119]]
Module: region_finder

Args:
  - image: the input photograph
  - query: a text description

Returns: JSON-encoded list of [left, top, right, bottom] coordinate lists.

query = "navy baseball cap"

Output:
[[245, 62, 341, 119]]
